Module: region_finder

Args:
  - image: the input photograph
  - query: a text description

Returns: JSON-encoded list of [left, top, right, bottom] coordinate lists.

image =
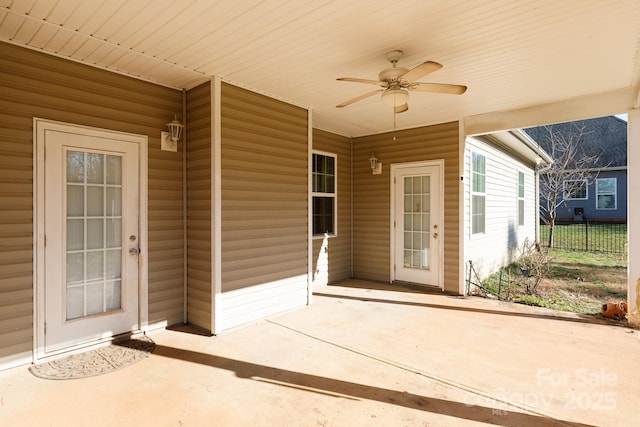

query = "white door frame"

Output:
[[390, 159, 445, 289], [33, 118, 149, 361]]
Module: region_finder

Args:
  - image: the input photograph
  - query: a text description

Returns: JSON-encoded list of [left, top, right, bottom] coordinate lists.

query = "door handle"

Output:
[[129, 247, 140, 255], [433, 232, 438, 239]]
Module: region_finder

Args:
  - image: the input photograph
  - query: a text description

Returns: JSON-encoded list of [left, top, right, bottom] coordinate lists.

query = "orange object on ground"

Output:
[[601, 301, 628, 320]]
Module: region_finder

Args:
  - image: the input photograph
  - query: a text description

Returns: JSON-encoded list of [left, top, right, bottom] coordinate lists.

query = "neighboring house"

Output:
[[524, 117, 628, 223], [464, 131, 552, 280]]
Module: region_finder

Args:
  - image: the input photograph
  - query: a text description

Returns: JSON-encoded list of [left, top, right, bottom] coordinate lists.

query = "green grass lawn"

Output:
[[479, 249, 627, 316]]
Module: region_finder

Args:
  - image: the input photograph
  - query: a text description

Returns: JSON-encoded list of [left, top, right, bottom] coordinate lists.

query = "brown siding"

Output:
[[312, 129, 352, 285], [186, 82, 212, 330], [352, 122, 460, 293], [220, 83, 308, 327], [0, 42, 184, 367]]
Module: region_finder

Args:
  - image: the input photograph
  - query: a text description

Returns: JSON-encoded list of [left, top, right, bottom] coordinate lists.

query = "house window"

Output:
[[517, 171, 525, 226], [563, 179, 587, 200], [471, 152, 486, 234], [596, 177, 616, 210], [312, 152, 336, 236]]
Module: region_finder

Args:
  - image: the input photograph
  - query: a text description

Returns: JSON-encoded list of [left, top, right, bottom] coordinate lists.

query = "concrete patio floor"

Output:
[[1, 280, 639, 426]]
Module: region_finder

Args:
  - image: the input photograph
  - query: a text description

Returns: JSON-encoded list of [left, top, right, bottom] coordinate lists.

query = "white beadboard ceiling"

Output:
[[1, 0, 640, 137]]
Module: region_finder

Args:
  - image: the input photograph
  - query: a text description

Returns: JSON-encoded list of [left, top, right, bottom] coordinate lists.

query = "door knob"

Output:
[[129, 247, 140, 255]]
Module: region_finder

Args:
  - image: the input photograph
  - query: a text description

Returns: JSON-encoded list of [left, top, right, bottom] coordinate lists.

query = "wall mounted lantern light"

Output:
[[161, 114, 184, 152], [369, 152, 382, 175]]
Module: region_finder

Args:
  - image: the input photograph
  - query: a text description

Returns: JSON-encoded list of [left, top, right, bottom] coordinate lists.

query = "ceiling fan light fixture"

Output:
[[381, 88, 409, 108]]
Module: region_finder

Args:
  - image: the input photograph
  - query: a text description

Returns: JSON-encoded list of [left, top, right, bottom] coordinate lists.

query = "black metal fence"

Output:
[[539, 221, 627, 254]]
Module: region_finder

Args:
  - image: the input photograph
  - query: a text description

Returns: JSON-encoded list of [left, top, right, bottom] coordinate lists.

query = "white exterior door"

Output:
[[392, 162, 442, 287], [38, 122, 142, 355]]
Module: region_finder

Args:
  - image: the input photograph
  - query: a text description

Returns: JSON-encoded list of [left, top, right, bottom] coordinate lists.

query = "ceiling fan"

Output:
[[336, 50, 467, 113]]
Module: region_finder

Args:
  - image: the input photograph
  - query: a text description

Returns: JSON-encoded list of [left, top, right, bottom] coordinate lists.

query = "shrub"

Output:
[[518, 238, 552, 295]]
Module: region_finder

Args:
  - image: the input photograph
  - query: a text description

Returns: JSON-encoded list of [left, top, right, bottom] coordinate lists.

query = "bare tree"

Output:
[[537, 124, 601, 248]]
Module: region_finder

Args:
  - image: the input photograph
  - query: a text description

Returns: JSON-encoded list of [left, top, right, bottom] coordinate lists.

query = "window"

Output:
[[563, 179, 587, 200], [596, 177, 616, 210], [471, 152, 486, 234], [517, 171, 525, 226], [312, 152, 336, 236]]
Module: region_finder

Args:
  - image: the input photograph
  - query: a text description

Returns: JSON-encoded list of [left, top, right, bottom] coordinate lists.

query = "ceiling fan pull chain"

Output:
[[393, 111, 397, 141]]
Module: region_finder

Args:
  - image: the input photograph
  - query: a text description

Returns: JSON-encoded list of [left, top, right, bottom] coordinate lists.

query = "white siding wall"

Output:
[[464, 137, 537, 280]]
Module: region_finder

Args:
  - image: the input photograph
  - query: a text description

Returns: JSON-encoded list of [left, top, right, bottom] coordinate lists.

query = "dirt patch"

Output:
[[479, 249, 627, 317]]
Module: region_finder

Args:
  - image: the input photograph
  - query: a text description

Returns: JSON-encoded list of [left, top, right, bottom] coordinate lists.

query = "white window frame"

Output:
[[596, 177, 617, 210], [311, 150, 337, 238], [563, 179, 588, 200], [471, 151, 486, 235], [517, 171, 525, 227]]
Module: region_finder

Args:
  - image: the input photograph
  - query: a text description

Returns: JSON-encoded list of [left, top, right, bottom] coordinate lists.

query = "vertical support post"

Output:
[[182, 89, 188, 325], [211, 77, 223, 334], [307, 110, 313, 305], [627, 109, 640, 327]]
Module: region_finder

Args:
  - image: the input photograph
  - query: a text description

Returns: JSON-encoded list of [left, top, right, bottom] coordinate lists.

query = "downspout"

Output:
[[350, 137, 354, 278], [459, 121, 467, 295], [534, 161, 553, 244], [307, 110, 313, 304], [182, 89, 188, 324]]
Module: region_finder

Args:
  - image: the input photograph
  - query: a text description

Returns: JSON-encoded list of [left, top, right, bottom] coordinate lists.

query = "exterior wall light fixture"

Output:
[[369, 152, 382, 175], [161, 114, 184, 152]]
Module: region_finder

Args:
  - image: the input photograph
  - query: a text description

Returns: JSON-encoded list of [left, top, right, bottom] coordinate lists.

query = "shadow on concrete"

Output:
[[334, 280, 444, 294], [314, 292, 612, 326], [152, 344, 592, 427], [166, 322, 213, 337]]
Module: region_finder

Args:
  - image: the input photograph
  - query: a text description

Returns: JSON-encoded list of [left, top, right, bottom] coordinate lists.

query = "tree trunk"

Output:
[[547, 221, 555, 248]]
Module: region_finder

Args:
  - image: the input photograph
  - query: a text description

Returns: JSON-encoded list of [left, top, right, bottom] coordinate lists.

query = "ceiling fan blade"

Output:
[[399, 61, 443, 84], [410, 82, 467, 95], [394, 103, 408, 113], [336, 89, 383, 108], [337, 77, 385, 86]]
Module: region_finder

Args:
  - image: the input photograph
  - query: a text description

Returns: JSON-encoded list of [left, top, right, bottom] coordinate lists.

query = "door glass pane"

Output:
[[67, 219, 84, 251], [65, 151, 123, 320], [404, 213, 411, 231], [87, 252, 104, 281], [106, 219, 121, 248], [87, 186, 104, 216], [67, 185, 84, 216], [66, 286, 84, 320], [67, 152, 85, 183], [105, 250, 121, 279], [86, 153, 104, 184], [404, 250, 412, 267], [412, 195, 421, 212], [105, 280, 122, 311], [404, 231, 412, 250], [413, 213, 422, 231], [106, 156, 122, 185], [412, 176, 421, 194], [66, 253, 84, 284], [86, 283, 104, 316], [106, 188, 121, 216], [87, 219, 104, 250], [403, 175, 431, 270], [404, 195, 411, 212]]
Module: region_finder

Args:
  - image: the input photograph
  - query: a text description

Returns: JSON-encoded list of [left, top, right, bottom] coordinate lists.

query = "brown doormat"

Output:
[[29, 335, 155, 380]]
